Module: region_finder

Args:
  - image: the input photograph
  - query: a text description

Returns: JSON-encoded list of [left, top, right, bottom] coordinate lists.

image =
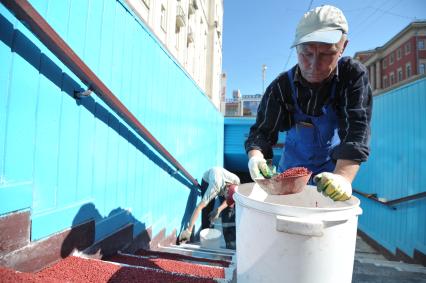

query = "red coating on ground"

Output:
[[0, 266, 57, 283], [135, 249, 230, 267], [0, 256, 217, 283], [105, 254, 225, 279]]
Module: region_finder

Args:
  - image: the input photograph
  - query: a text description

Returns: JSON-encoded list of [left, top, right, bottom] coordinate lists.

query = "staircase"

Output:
[[353, 236, 426, 283], [0, 241, 236, 283], [1, 235, 425, 282]]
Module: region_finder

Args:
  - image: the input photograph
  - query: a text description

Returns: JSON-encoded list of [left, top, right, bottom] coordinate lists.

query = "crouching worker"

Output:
[[178, 167, 240, 249]]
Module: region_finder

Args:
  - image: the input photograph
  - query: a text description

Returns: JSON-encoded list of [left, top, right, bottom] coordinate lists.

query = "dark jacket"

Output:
[[245, 56, 372, 163]]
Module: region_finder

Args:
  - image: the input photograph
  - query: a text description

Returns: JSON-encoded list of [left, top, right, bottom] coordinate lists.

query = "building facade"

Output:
[[354, 21, 426, 95], [224, 90, 262, 117], [126, 0, 223, 108]]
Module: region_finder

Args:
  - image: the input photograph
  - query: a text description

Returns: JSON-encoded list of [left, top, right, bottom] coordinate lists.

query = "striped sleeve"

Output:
[[332, 59, 373, 162], [244, 77, 292, 159]]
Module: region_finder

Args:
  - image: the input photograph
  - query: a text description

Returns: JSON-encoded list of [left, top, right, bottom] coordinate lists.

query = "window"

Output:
[[405, 42, 411, 54], [397, 68, 403, 82], [397, 48, 401, 60], [406, 63, 411, 78], [160, 4, 167, 32], [420, 64, 426, 75], [390, 72, 395, 85], [383, 76, 388, 88], [382, 58, 387, 69], [141, 0, 150, 8], [418, 40, 425, 50], [389, 53, 394, 65]]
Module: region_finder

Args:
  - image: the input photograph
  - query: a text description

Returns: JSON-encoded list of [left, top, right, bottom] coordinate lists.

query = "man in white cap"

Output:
[[178, 167, 240, 248], [245, 5, 372, 201]]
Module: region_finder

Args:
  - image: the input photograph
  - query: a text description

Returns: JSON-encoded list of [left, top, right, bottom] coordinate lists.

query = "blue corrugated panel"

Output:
[[355, 77, 426, 257], [0, 0, 223, 241], [224, 117, 285, 172]]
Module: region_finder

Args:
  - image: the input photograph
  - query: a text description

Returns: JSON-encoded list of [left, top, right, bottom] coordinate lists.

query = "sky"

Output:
[[222, 0, 426, 98]]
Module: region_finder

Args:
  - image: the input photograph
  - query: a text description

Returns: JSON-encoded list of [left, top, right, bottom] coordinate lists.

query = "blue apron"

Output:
[[278, 67, 340, 181]]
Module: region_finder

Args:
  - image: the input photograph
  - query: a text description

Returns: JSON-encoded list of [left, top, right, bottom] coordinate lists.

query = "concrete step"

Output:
[[354, 257, 426, 274], [174, 242, 235, 256], [157, 244, 235, 262], [133, 249, 231, 267], [353, 260, 426, 283]]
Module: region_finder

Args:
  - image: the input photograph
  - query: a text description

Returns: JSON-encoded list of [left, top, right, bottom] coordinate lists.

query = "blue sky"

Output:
[[222, 0, 426, 98]]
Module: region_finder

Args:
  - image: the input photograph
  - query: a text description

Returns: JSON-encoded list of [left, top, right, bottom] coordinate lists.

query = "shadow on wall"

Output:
[[0, 13, 195, 191], [61, 203, 149, 259]]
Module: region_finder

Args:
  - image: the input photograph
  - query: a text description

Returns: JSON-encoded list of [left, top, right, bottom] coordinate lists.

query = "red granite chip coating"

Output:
[[105, 254, 225, 279], [38, 256, 217, 283], [135, 249, 231, 267], [0, 266, 57, 283], [0, 256, 218, 283]]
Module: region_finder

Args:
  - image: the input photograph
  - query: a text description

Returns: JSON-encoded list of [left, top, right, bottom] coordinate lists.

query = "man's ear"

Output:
[[341, 40, 349, 56]]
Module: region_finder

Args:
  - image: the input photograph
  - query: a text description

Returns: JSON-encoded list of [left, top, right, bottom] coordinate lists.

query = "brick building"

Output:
[[354, 21, 426, 95]]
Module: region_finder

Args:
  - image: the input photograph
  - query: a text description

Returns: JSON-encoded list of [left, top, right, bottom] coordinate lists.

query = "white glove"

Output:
[[178, 229, 191, 243], [314, 172, 352, 201], [208, 208, 220, 223], [248, 155, 274, 180]]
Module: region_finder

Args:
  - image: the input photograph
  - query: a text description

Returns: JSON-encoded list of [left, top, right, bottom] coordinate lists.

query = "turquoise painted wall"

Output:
[[354, 78, 426, 258], [0, 0, 223, 242]]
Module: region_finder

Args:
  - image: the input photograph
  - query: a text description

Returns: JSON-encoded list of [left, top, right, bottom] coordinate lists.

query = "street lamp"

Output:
[[262, 64, 267, 94]]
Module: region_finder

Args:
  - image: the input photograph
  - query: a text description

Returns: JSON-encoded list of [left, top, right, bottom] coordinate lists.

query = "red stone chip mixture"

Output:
[[275, 167, 311, 180]]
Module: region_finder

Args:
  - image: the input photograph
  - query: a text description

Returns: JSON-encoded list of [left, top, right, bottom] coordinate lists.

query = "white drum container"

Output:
[[234, 183, 362, 283], [200, 228, 222, 249]]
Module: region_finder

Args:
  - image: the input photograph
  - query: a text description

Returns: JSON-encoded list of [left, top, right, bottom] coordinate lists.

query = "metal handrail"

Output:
[[353, 189, 426, 209], [2, 0, 200, 187]]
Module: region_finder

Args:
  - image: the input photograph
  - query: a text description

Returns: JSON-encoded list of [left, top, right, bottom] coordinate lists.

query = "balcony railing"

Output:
[[176, 4, 186, 29], [187, 26, 194, 44]]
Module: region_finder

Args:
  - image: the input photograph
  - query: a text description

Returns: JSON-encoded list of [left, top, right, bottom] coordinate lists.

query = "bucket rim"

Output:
[[234, 183, 360, 215]]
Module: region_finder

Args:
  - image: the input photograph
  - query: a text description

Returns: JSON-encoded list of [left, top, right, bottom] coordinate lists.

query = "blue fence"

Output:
[[224, 117, 286, 172], [354, 78, 426, 258], [0, 0, 223, 242]]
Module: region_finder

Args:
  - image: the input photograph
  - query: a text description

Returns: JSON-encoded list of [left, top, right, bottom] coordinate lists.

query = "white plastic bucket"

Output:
[[200, 228, 222, 249], [234, 183, 362, 283]]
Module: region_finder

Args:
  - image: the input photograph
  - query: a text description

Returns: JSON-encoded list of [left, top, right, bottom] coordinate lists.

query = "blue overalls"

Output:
[[278, 67, 340, 183]]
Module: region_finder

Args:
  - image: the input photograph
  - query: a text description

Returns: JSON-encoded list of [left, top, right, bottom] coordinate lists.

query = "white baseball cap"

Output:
[[292, 5, 348, 47]]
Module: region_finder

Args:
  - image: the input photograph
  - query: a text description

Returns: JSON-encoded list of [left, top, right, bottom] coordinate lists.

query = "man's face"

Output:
[[296, 39, 347, 84]]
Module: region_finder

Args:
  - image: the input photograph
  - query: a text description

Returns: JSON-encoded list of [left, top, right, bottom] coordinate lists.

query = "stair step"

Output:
[[353, 261, 426, 283], [157, 244, 234, 262], [104, 253, 225, 279], [176, 243, 236, 255], [354, 257, 426, 274], [134, 249, 231, 267], [35, 256, 218, 283]]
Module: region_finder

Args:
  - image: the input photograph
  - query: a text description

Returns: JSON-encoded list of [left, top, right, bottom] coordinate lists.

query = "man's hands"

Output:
[[178, 229, 191, 243], [314, 172, 352, 201], [208, 208, 220, 223], [248, 155, 274, 180]]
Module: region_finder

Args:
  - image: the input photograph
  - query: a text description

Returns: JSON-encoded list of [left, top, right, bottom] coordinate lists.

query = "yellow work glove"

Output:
[[248, 155, 274, 180], [178, 229, 191, 243], [314, 172, 352, 201]]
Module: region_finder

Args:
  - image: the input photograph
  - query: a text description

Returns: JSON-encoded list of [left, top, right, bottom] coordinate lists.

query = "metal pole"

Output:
[[262, 64, 267, 94]]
